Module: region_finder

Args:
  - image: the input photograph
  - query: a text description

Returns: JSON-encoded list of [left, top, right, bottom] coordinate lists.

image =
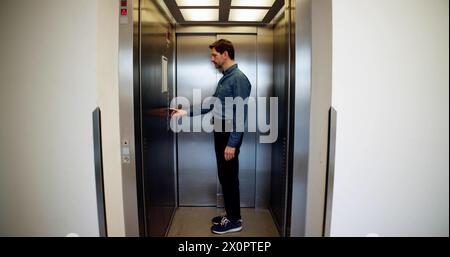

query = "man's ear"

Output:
[[223, 51, 229, 60]]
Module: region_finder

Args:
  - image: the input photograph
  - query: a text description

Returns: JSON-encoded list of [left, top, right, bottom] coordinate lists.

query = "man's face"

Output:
[[211, 48, 227, 71]]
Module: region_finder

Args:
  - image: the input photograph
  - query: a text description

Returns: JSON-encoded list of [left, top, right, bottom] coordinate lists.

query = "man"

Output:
[[171, 39, 251, 234]]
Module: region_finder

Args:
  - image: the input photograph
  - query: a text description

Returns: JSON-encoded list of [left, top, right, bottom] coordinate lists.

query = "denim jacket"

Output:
[[190, 64, 252, 148]]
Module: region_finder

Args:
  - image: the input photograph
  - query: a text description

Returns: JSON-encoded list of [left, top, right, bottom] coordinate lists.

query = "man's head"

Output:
[[209, 39, 235, 71]]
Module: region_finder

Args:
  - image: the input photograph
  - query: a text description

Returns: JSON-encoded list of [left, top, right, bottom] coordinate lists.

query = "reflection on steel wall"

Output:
[[177, 35, 218, 206], [255, 26, 274, 209], [271, 9, 290, 236], [138, 0, 176, 236]]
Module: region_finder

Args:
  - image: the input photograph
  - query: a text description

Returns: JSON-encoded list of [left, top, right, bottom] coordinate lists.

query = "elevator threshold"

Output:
[[167, 207, 279, 237]]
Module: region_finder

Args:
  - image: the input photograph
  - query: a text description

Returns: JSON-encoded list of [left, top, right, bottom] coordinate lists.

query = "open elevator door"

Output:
[[176, 34, 257, 208], [134, 0, 177, 237]]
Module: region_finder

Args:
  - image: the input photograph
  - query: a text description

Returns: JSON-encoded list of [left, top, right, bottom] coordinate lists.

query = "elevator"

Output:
[[118, 0, 333, 237]]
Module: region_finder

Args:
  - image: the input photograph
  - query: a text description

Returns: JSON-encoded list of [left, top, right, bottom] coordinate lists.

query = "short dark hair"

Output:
[[209, 39, 235, 60]]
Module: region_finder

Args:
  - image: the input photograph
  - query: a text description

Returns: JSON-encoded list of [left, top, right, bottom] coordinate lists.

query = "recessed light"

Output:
[[229, 9, 269, 22], [231, 0, 275, 7], [180, 9, 219, 21], [176, 0, 219, 6]]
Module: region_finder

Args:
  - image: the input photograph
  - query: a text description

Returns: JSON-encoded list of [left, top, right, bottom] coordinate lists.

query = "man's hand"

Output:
[[170, 108, 188, 118], [224, 146, 236, 161]]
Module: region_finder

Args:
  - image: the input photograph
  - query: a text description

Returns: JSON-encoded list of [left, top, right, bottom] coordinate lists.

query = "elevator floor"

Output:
[[167, 207, 279, 237]]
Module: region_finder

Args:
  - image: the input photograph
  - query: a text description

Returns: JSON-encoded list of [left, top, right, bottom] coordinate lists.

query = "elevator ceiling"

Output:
[[162, 0, 284, 25]]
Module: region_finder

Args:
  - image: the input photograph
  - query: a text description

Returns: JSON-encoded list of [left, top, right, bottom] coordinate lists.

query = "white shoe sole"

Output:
[[211, 226, 242, 235]]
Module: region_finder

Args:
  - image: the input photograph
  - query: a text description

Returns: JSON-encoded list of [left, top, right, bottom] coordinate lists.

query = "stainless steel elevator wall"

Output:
[[137, 0, 176, 236], [255, 26, 274, 209], [271, 10, 290, 236], [176, 35, 218, 206], [176, 33, 257, 208]]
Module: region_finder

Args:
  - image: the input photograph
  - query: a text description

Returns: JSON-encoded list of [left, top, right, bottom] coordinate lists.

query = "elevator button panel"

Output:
[[122, 139, 131, 164], [120, 0, 128, 24]]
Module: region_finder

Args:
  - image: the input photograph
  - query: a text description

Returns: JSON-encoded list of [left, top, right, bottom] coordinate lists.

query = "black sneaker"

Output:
[[211, 218, 242, 235]]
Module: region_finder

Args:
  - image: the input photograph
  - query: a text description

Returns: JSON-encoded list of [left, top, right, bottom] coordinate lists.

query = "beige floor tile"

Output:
[[167, 207, 280, 237]]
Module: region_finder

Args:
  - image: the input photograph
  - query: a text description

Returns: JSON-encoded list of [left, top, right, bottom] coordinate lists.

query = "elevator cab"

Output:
[[118, 0, 333, 237]]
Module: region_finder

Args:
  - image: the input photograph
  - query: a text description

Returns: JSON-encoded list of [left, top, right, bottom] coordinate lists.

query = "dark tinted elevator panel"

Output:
[[271, 13, 290, 236], [139, 0, 176, 236]]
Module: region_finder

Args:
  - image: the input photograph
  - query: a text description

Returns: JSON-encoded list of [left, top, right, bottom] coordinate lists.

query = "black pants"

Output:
[[214, 131, 243, 222]]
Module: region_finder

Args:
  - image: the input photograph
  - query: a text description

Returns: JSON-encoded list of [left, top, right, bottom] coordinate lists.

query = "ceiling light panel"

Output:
[[231, 0, 275, 7], [229, 9, 268, 22], [176, 0, 219, 6], [180, 9, 219, 21]]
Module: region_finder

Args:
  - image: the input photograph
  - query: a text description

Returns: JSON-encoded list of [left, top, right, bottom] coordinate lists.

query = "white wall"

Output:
[[0, 0, 99, 236], [0, 0, 123, 236], [331, 0, 449, 236]]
